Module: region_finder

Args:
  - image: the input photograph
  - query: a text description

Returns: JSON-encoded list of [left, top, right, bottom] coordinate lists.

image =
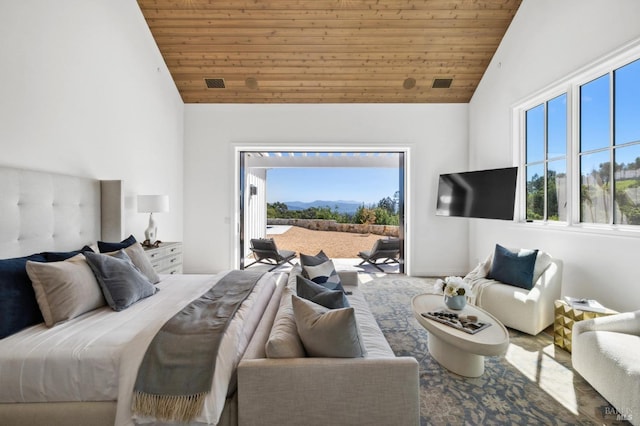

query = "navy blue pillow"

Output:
[[97, 235, 137, 253], [488, 244, 539, 290], [43, 245, 94, 262], [296, 275, 349, 309], [0, 253, 47, 339]]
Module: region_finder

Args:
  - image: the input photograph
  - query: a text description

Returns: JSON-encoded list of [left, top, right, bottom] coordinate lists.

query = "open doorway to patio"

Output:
[[238, 149, 407, 274]]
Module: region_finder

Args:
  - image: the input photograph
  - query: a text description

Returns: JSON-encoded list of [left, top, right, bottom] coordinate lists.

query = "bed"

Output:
[[0, 166, 280, 426]]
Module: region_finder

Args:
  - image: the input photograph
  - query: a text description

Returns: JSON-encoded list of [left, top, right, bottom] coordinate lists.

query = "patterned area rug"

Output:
[[359, 274, 630, 426]]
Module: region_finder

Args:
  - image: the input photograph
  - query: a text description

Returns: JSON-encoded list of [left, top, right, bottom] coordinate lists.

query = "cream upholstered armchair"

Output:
[[572, 311, 640, 424], [464, 245, 563, 335]]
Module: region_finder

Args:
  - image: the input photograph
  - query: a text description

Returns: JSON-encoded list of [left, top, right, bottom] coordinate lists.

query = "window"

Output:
[[580, 59, 640, 225], [520, 48, 640, 230], [524, 94, 567, 221]]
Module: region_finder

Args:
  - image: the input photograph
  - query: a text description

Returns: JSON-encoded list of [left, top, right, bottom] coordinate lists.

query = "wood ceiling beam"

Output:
[[139, 0, 519, 11], [161, 51, 492, 60], [140, 9, 518, 21], [146, 18, 514, 30]]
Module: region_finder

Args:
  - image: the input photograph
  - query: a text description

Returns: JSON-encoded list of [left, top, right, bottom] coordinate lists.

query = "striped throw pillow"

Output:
[[302, 259, 344, 292]]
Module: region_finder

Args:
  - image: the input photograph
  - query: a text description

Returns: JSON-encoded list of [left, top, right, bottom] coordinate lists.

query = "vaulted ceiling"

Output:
[[137, 0, 521, 103]]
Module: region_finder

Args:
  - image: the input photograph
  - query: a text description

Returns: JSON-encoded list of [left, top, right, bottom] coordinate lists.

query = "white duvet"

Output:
[[0, 271, 279, 425]]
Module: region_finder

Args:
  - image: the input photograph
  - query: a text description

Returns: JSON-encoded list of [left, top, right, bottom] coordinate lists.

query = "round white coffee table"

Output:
[[412, 294, 509, 377]]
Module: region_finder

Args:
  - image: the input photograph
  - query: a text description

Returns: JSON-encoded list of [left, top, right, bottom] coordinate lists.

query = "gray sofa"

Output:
[[237, 267, 420, 426]]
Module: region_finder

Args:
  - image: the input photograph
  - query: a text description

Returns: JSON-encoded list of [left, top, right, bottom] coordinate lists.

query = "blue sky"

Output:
[[266, 167, 399, 204], [526, 57, 640, 177]]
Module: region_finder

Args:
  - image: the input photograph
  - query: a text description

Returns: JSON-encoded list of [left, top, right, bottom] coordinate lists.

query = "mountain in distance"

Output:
[[283, 200, 363, 214]]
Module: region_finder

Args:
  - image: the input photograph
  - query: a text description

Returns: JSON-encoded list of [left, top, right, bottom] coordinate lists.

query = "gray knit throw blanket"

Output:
[[132, 270, 264, 422]]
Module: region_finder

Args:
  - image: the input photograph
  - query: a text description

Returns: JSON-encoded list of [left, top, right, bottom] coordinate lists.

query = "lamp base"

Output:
[[142, 239, 162, 248], [145, 213, 158, 245]]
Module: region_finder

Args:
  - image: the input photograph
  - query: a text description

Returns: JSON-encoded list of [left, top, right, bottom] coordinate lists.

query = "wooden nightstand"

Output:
[[143, 241, 183, 274], [553, 299, 617, 352]]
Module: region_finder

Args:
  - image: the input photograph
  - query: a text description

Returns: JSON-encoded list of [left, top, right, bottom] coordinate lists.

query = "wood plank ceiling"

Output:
[[137, 0, 522, 103]]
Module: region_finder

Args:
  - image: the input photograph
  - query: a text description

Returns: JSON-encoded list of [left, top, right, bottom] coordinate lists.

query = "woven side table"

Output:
[[553, 300, 617, 352]]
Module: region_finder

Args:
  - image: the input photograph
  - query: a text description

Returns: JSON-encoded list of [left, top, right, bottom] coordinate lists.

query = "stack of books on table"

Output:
[[563, 296, 610, 314]]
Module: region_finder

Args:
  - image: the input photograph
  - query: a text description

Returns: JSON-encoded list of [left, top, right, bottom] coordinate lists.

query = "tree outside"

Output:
[[267, 194, 400, 226]]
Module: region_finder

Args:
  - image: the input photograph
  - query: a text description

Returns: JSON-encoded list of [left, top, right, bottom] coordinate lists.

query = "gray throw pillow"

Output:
[[265, 287, 306, 358], [296, 275, 349, 309], [85, 250, 157, 311], [292, 295, 366, 358], [105, 242, 160, 284], [299, 250, 329, 268]]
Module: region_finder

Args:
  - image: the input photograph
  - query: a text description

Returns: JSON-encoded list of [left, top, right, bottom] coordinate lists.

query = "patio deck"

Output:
[[244, 225, 400, 274]]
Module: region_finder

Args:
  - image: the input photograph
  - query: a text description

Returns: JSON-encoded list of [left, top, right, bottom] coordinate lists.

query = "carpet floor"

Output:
[[358, 274, 631, 426]]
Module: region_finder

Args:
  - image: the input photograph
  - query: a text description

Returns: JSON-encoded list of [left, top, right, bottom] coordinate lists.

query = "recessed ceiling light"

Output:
[[432, 78, 453, 89], [245, 77, 258, 90], [403, 78, 416, 90]]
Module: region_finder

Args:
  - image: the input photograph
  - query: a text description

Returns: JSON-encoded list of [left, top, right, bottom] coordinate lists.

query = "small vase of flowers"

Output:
[[434, 276, 470, 310]]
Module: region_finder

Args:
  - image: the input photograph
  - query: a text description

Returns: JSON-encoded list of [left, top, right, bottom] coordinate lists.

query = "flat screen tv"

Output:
[[436, 167, 518, 220]]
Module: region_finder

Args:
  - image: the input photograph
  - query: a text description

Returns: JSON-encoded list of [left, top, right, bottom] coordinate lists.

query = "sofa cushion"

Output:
[[292, 295, 366, 358], [296, 275, 349, 309], [265, 287, 306, 358], [26, 254, 106, 327], [301, 259, 344, 292], [488, 244, 538, 290], [346, 286, 395, 358]]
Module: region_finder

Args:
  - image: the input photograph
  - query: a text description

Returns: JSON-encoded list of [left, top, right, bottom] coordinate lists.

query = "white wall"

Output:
[[244, 167, 267, 258], [184, 104, 469, 275], [0, 1, 184, 244], [469, 0, 640, 312]]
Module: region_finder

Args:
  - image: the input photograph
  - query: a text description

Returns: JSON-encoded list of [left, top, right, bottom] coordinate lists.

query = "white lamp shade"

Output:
[[137, 195, 169, 213]]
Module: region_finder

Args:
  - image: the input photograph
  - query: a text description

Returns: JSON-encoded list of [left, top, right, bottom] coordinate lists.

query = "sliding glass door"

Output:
[[239, 149, 407, 273]]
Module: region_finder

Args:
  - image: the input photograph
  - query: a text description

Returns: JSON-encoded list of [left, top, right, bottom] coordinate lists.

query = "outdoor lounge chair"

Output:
[[357, 238, 401, 272], [246, 238, 296, 271]]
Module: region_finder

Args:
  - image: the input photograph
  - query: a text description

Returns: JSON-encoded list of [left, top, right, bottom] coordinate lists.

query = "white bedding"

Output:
[[0, 271, 280, 426]]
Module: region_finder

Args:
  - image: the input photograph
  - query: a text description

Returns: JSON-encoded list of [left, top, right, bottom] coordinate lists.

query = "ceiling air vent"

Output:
[[204, 78, 226, 89], [432, 78, 453, 89]]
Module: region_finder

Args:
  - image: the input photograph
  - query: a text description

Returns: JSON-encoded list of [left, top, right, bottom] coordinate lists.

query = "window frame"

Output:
[[514, 38, 640, 235], [522, 93, 569, 223]]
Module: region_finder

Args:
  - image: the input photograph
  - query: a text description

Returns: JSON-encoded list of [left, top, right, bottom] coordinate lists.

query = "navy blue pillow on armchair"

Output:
[[0, 254, 47, 339], [488, 244, 539, 290]]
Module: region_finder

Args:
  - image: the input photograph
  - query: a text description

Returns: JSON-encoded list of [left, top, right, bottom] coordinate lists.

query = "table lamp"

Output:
[[137, 195, 169, 246]]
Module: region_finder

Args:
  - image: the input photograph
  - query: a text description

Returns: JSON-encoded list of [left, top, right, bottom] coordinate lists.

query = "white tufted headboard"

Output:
[[0, 166, 122, 259]]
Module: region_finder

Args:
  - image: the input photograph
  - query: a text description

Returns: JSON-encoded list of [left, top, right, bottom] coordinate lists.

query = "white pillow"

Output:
[[26, 254, 105, 327], [292, 295, 366, 358]]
